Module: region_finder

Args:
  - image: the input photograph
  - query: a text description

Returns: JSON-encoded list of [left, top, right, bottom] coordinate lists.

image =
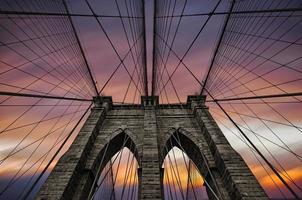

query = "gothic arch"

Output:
[[72, 128, 141, 200], [90, 128, 141, 178], [160, 128, 232, 200], [161, 128, 210, 179]]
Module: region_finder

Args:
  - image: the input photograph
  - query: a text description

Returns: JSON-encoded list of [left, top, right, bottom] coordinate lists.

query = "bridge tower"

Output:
[[37, 95, 268, 200]]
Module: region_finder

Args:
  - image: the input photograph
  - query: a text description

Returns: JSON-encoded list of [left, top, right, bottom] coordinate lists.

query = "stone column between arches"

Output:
[[140, 96, 163, 199]]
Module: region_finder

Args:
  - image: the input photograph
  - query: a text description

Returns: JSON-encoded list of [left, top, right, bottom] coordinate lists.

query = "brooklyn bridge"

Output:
[[0, 0, 301, 199]]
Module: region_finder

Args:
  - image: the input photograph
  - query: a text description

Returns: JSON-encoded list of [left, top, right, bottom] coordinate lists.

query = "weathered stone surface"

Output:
[[36, 96, 268, 200]]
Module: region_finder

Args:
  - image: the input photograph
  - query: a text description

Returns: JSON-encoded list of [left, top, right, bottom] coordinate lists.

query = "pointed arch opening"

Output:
[[163, 146, 209, 200], [93, 147, 139, 200], [161, 129, 225, 200], [88, 129, 140, 200]]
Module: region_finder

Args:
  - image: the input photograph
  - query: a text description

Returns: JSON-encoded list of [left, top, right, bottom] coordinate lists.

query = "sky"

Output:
[[0, 0, 302, 199]]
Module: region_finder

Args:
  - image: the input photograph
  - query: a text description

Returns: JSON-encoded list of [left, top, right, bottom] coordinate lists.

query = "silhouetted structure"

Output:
[[37, 95, 268, 200]]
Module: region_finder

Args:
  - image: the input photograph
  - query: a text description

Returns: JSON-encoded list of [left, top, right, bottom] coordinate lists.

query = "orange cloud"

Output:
[[257, 166, 302, 189]]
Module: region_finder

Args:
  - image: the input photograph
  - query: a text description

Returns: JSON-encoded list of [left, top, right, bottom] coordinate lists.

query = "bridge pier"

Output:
[[36, 95, 268, 200]]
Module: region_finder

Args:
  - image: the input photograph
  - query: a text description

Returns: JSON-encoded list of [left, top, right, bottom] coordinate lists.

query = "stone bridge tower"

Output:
[[37, 96, 268, 200]]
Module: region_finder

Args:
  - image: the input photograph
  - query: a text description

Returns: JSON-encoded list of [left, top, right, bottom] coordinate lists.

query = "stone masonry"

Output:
[[37, 96, 268, 200]]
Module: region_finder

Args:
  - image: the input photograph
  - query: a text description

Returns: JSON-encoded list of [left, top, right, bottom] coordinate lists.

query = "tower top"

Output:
[[141, 96, 159, 106], [93, 96, 112, 108]]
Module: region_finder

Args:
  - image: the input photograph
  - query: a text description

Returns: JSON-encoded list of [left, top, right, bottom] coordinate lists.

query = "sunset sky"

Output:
[[0, 0, 302, 199]]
